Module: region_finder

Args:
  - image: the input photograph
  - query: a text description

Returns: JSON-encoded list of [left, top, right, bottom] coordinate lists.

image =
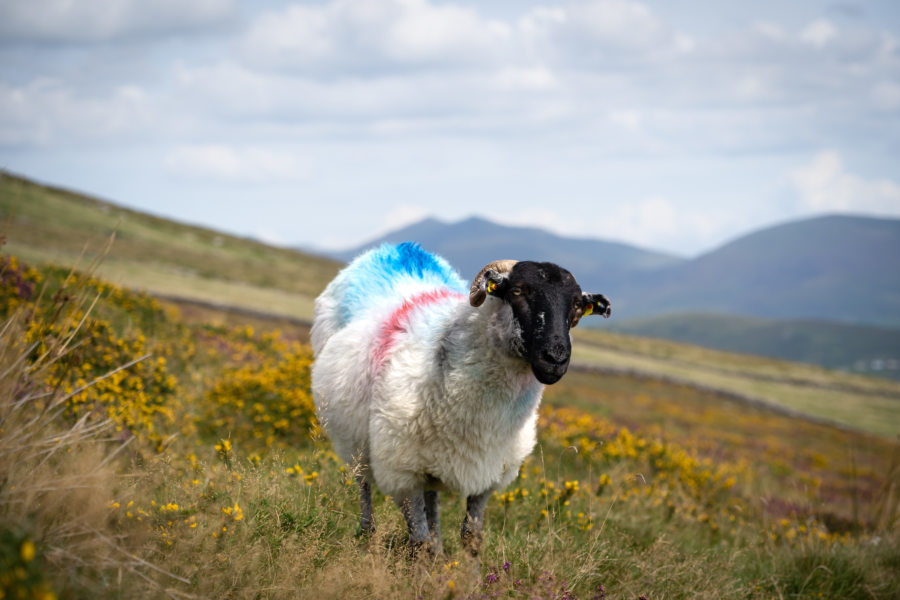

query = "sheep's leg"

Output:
[[461, 489, 491, 557], [358, 476, 375, 535], [423, 490, 443, 554], [398, 491, 437, 557]]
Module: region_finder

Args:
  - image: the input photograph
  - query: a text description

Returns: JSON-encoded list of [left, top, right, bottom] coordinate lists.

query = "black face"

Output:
[[496, 261, 583, 385]]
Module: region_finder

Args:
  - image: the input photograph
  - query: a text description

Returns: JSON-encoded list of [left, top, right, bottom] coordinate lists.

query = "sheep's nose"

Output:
[[541, 341, 569, 365]]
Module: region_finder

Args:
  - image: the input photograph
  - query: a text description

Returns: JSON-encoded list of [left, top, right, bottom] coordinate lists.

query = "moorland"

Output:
[[1, 171, 898, 599]]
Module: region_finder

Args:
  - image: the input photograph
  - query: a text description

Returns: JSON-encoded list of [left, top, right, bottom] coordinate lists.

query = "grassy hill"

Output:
[[1, 170, 340, 320], [3, 170, 900, 441], [611, 312, 900, 379], [572, 328, 900, 437]]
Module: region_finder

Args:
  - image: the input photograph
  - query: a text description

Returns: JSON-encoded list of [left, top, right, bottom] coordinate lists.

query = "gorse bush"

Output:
[[201, 333, 316, 451], [1, 251, 897, 599], [3, 254, 181, 450]]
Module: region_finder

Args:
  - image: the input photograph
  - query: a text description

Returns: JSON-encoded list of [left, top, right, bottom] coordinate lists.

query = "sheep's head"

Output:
[[470, 260, 611, 385]]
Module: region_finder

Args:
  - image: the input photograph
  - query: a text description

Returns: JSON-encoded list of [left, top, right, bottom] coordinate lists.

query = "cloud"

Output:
[[171, 59, 573, 137], [241, 0, 511, 73], [521, 0, 692, 65], [0, 79, 153, 145], [380, 204, 431, 232], [800, 19, 838, 47], [499, 197, 731, 255], [872, 81, 900, 110], [240, 0, 697, 77], [0, 0, 236, 43], [163, 144, 311, 184], [2, 0, 899, 261], [790, 150, 900, 215], [602, 196, 729, 251]]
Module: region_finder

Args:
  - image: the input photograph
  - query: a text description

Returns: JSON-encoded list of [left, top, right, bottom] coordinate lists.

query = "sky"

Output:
[[1, 0, 899, 258]]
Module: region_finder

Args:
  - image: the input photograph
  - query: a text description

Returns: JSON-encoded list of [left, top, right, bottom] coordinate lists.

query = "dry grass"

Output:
[[0, 281, 182, 598]]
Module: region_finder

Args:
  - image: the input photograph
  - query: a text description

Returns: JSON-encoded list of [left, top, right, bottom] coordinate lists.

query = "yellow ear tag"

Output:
[[583, 303, 593, 316], [486, 280, 497, 294]]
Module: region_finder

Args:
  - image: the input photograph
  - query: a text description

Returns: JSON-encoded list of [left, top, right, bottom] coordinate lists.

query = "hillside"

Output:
[[3, 170, 899, 437], [613, 312, 900, 379], [0, 171, 340, 320], [2, 240, 898, 599], [572, 328, 900, 437]]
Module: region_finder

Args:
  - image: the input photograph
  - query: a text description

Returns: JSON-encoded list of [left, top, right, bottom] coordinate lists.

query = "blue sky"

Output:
[[2, 0, 899, 257]]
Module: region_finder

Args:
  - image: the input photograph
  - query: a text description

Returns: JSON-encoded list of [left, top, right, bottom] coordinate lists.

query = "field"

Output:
[[2, 172, 900, 599]]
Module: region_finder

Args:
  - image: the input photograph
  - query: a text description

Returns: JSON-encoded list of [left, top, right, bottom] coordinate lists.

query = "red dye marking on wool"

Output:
[[372, 289, 464, 369]]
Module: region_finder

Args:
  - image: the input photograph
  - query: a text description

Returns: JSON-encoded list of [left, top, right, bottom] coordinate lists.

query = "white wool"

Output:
[[311, 293, 544, 500]]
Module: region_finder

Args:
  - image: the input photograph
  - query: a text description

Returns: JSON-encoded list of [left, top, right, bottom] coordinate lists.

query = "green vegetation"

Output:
[[572, 328, 900, 437], [0, 170, 340, 320], [612, 311, 900, 378], [2, 250, 898, 599]]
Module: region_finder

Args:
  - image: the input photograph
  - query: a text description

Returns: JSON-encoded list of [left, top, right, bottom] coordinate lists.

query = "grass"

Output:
[[611, 311, 900, 377], [0, 170, 339, 320], [573, 328, 900, 436], [2, 250, 899, 599]]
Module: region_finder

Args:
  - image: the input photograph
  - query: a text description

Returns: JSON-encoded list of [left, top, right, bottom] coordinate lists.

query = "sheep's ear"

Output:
[[581, 293, 611, 319], [470, 269, 508, 306], [572, 293, 610, 327], [484, 270, 507, 297]]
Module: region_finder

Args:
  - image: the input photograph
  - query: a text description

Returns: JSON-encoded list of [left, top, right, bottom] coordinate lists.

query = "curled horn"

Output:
[[469, 259, 518, 307]]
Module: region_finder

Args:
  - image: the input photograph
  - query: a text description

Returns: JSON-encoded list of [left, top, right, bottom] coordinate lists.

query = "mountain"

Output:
[[619, 215, 900, 326], [329, 215, 685, 295], [333, 213, 900, 327], [329, 213, 900, 376]]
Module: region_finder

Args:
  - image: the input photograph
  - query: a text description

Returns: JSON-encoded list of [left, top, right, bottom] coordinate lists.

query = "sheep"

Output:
[[310, 242, 610, 556]]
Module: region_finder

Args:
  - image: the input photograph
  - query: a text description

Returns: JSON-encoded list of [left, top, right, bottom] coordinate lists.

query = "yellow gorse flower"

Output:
[[20, 539, 36, 563]]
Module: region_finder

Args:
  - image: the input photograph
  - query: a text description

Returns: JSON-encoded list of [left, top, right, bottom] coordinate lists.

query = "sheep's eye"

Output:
[[573, 298, 581, 310], [510, 287, 523, 296]]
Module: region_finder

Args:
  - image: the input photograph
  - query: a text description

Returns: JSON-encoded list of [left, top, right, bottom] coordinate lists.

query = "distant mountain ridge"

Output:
[[328, 213, 900, 376], [619, 214, 900, 325], [331, 216, 683, 288], [330, 213, 900, 326]]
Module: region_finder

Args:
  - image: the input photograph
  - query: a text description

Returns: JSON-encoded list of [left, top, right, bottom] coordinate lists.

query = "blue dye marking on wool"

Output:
[[512, 383, 543, 422], [332, 242, 467, 327]]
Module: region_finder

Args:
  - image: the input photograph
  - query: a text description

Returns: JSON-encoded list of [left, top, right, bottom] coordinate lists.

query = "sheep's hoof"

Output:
[[407, 538, 442, 562], [461, 528, 483, 557], [355, 524, 375, 539]]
